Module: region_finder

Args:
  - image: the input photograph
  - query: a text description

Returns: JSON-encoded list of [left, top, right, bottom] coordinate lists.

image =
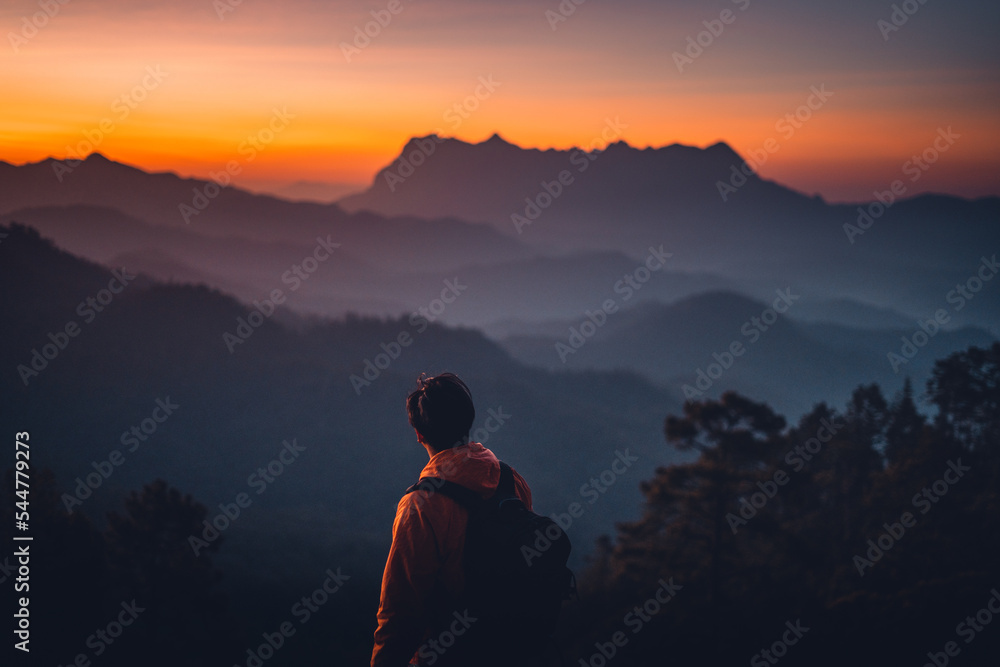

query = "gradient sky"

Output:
[[3, 0, 998, 202]]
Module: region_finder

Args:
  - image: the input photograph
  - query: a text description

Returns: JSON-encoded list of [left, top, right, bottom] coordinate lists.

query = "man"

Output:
[[371, 372, 534, 667]]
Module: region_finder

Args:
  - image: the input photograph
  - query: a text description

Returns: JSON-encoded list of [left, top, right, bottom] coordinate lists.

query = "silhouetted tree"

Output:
[[103, 479, 238, 666], [1, 471, 240, 666], [884, 378, 926, 466], [0, 467, 106, 664], [574, 346, 1000, 667]]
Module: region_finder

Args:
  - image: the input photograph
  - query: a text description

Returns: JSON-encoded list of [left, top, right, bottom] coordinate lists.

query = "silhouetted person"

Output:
[[371, 373, 536, 667]]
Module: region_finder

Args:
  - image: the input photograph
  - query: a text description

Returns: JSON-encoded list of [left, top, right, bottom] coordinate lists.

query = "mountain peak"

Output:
[[704, 141, 742, 161], [481, 132, 513, 147]]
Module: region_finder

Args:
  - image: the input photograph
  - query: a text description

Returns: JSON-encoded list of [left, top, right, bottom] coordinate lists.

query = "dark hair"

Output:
[[406, 373, 475, 450]]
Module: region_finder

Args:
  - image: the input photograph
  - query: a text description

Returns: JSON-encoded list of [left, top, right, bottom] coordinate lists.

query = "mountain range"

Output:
[[0, 223, 678, 583], [3, 137, 996, 420]]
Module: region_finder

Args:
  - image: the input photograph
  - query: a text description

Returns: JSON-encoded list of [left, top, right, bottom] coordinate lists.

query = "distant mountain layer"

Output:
[[336, 135, 1000, 329], [339, 133, 793, 224], [2, 145, 998, 423], [500, 291, 996, 419], [1, 204, 739, 323], [272, 180, 364, 203], [0, 223, 680, 580], [4, 148, 999, 330], [338, 133, 999, 266], [0, 154, 534, 273]]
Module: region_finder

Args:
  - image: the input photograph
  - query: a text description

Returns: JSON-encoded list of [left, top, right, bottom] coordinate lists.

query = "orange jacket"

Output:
[[371, 441, 532, 667]]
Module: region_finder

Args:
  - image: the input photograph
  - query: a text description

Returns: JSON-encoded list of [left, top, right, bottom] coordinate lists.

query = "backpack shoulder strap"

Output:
[[405, 477, 483, 510], [496, 461, 516, 499]]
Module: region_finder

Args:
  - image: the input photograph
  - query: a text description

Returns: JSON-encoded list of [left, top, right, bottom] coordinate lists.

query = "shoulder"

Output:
[[395, 484, 467, 524], [508, 466, 534, 511]]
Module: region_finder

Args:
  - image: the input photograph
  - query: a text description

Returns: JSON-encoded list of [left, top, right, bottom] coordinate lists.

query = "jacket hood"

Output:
[[420, 441, 500, 497]]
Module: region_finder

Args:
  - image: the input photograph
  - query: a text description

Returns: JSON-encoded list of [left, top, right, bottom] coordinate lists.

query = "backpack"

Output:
[[405, 461, 575, 661]]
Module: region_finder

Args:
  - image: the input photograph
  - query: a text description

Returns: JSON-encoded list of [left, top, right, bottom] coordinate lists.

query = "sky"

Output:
[[2, 0, 998, 202]]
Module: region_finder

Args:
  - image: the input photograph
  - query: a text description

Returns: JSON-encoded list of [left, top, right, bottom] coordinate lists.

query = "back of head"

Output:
[[407, 372, 476, 450]]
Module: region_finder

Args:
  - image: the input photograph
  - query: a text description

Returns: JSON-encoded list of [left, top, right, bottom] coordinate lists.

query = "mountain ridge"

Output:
[[0, 222, 680, 578]]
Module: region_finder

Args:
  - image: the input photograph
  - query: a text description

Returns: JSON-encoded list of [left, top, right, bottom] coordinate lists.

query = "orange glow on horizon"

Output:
[[2, 1, 997, 201]]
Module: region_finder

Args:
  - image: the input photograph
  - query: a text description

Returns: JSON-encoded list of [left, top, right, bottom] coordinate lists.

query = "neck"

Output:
[[422, 437, 470, 459]]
